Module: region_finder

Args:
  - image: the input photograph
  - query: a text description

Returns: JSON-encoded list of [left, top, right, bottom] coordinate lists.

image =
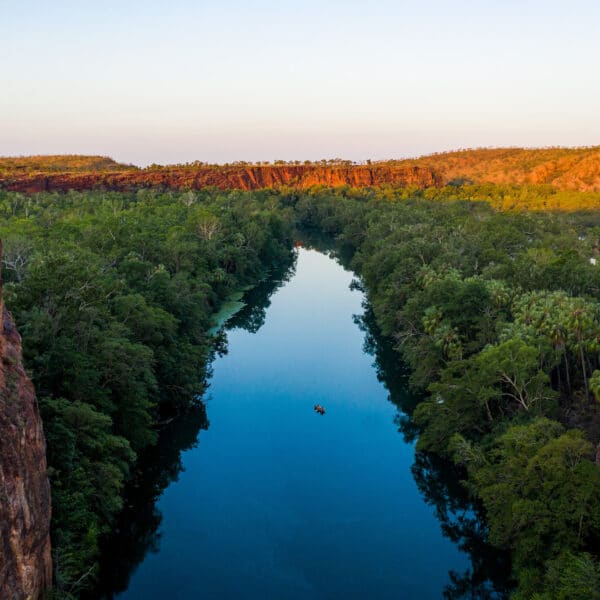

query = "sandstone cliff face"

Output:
[[4, 147, 600, 193], [0, 243, 52, 599], [1, 164, 440, 193]]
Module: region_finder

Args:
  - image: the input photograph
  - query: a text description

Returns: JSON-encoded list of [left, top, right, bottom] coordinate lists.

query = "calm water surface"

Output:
[[114, 249, 473, 599]]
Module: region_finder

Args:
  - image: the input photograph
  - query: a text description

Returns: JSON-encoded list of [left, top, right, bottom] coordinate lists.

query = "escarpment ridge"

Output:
[[0, 163, 440, 193], [3, 146, 600, 193], [0, 241, 52, 600]]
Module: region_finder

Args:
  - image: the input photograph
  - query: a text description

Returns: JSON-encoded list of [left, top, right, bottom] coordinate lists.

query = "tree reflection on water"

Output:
[[95, 407, 209, 599], [95, 246, 512, 599], [356, 306, 513, 599], [95, 260, 296, 599]]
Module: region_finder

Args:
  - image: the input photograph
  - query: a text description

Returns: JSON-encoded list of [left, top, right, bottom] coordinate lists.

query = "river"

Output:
[[99, 247, 508, 599]]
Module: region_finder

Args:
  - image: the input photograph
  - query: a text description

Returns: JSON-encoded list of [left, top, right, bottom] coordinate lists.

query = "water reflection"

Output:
[[226, 258, 297, 334], [296, 234, 511, 597], [95, 243, 511, 599], [95, 263, 296, 599], [353, 307, 421, 443], [355, 308, 512, 598], [412, 453, 512, 599], [95, 407, 209, 599]]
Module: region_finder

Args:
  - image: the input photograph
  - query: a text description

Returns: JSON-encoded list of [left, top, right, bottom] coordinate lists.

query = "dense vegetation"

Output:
[[381, 183, 600, 212], [293, 189, 600, 598], [3, 181, 600, 598], [0, 188, 294, 596]]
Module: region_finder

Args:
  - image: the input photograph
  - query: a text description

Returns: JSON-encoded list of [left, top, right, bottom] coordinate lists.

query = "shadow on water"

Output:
[[94, 259, 297, 599]]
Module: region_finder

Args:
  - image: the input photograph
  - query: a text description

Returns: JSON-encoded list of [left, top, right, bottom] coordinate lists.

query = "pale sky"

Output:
[[2, 0, 600, 165]]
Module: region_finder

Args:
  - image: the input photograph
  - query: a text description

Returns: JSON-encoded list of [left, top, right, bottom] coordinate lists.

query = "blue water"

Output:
[[116, 248, 469, 599]]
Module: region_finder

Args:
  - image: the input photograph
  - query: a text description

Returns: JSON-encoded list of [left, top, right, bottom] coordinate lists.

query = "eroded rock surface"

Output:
[[1, 164, 440, 193], [0, 242, 52, 599]]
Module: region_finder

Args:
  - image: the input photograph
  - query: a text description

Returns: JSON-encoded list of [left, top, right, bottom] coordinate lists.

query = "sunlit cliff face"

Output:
[[3, 147, 600, 195]]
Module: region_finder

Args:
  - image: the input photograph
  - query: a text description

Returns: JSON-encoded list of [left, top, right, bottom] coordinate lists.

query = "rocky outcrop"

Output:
[[0, 164, 440, 193], [0, 241, 52, 600]]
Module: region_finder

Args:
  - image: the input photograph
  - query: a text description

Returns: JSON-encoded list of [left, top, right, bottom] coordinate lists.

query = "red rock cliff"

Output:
[[0, 241, 52, 599], [1, 164, 440, 193], [4, 147, 600, 193]]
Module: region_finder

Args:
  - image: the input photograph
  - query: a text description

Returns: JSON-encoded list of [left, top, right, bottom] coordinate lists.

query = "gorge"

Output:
[[2, 165, 600, 598], [96, 247, 509, 599]]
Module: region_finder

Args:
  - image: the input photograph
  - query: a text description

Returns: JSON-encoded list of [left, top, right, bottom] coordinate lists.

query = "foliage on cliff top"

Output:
[[0, 155, 136, 176]]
